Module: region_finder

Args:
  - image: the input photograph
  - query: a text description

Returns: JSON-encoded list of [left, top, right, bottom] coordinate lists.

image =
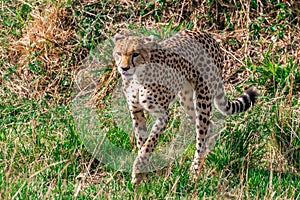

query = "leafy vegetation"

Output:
[[0, 0, 299, 199]]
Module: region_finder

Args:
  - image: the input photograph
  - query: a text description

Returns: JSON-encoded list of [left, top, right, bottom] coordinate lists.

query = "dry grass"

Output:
[[2, 0, 299, 101], [0, 0, 299, 199], [1, 2, 81, 103]]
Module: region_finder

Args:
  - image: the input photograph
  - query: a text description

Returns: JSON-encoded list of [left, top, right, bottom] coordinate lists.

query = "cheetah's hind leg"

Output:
[[189, 82, 213, 178], [179, 82, 210, 178], [178, 81, 196, 123]]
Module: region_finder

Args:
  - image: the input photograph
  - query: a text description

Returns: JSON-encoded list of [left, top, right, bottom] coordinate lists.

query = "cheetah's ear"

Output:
[[114, 34, 126, 42], [143, 35, 156, 43], [142, 35, 157, 50]]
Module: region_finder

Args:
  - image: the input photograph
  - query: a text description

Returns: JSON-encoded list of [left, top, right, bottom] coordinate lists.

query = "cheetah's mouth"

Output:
[[119, 68, 135, 78], [122, 70, 129, 75]]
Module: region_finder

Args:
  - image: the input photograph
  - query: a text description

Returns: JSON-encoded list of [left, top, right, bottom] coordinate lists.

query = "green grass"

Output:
[[1, 0, 299, 199]]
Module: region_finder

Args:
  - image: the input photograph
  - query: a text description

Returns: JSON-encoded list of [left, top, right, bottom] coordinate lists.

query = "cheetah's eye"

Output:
[[116, 52, 121, 56], [132, 52, 140, 58]]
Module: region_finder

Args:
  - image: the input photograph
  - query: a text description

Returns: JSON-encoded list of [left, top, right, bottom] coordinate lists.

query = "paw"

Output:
[[131, 172, 146, 185], [189, 163, 199, 174], [189, 165, 202, 181], [190, 157, 206, 179], [131, 157, 146, 184]]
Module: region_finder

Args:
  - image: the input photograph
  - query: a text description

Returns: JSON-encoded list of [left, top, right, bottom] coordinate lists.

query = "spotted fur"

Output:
[[113, 30, 258, 184]]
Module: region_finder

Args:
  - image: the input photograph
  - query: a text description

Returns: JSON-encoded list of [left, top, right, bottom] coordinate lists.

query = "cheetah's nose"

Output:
[[121, 66, 130, 71]]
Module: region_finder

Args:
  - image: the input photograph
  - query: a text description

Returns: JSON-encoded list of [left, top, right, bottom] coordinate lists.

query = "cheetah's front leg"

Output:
[[132, 111, 170, 184], [130, 109, 148, 150]]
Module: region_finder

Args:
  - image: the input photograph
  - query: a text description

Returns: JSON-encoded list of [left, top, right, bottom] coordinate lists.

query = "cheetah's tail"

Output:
[[215, 87, 259, 116]]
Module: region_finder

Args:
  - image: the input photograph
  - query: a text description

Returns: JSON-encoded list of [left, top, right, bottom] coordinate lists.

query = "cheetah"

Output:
[[113, 30, 258, 184]]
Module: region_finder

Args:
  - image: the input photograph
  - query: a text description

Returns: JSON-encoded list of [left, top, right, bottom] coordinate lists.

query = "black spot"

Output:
[[148, 105, 154, 109], [198, 103, 202, 109], [198, 115, 203, 120], [132, 110, 142, 114]]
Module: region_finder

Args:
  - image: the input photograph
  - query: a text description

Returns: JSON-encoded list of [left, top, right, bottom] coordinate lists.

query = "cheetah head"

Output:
[[113, 34, 156, 78]]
